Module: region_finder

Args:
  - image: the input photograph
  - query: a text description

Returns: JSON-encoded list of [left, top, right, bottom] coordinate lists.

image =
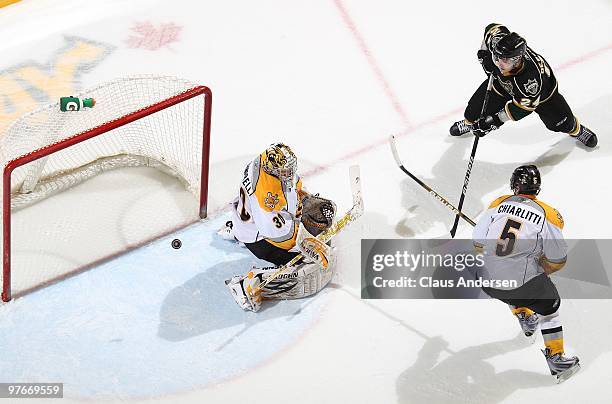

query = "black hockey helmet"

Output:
[[492, 32, 526, 59], [510, 165, 541, 195]]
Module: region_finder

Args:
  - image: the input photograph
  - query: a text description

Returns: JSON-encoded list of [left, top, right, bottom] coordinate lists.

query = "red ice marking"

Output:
[[125, 21, 182, 51], [301, 107, 463, 178], [332, 0, 412, 129], [555, 42, 612, 71]]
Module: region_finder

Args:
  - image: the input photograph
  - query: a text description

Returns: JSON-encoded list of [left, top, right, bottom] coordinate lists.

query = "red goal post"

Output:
[[1, 76, 212, 302]]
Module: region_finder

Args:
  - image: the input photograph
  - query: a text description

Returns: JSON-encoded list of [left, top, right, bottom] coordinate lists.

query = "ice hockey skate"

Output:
[[542, 348, 581, 383], [225, 270, 264, 312], [449, 119, 473, 136], [516, 311, 539, 342], [217, 220, 236, 241], [574, 125, 598, 148]]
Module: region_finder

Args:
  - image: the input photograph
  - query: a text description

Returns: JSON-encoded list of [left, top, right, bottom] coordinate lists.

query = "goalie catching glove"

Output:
[[297, 193, 336, 270], [300, 193, 336, 236]]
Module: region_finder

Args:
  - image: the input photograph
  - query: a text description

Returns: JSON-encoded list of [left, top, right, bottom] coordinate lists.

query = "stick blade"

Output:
[[349, 165, 363, 217], [389, 135, 403, 167], [450, 220, 460, 238]]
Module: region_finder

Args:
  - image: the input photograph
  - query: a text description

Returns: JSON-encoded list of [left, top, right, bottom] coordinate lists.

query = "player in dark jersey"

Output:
[[450, 24, 598, 148]]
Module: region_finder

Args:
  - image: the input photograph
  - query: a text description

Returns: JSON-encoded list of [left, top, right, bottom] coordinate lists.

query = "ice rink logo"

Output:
[[125, 21, 182, 51], [0, 36, 113, 135]]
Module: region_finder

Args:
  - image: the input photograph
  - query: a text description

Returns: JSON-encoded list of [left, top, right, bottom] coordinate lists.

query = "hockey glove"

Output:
[[473, 114, 502, 137], [301, 194, 336, 236], [477, 49, 495, 75], [297, 224, 332, 270]]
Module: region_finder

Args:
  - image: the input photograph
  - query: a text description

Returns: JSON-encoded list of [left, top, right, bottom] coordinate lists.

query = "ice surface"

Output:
[[1, 0, 611, 402]]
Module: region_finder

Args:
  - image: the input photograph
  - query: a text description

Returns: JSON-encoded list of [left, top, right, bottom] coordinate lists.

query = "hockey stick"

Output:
[[449, 73, 494, 237], [389, 135, 476, 227], [253, 165, 364, 294]]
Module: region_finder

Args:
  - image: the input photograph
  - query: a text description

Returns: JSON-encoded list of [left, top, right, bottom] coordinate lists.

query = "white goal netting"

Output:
[[0, 75, 211, 301]]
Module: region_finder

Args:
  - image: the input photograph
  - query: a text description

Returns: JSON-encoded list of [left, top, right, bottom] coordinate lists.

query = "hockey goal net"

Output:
[[1, 76, 211, 302]]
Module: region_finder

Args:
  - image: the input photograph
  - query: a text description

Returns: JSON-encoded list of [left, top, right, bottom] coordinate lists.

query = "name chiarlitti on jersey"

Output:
[[219, 143, 337, 312], [450, 23, 598, 148], [473, 165, 580, 383]]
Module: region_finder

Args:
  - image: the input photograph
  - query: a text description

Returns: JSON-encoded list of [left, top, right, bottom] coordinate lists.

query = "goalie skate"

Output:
[[225, 270, 263, 312], [217, 220, 236, 241]]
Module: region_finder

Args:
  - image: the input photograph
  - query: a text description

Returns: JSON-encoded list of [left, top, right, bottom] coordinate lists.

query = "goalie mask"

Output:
[[262, 143, 298, 189]]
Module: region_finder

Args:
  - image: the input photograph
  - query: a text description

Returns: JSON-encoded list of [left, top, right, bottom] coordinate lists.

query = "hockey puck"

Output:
[[171, 239, 182, 249]]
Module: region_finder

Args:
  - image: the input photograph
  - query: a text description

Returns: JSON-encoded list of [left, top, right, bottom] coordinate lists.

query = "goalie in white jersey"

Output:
[[473, 165, 580, 383], [220, 143, 337, 312]]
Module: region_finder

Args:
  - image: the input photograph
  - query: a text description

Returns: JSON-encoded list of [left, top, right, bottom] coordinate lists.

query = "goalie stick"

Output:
[[389, 135, 476, 227], [253, 165, 363, 294]]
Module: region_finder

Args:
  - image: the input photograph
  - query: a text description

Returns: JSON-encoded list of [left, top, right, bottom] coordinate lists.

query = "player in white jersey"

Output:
[[473, 165, 580, 383], [220, 143, 337, 312]]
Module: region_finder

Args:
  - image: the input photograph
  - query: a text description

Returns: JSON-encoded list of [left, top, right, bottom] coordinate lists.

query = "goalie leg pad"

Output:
[[226, 261, 334, 311], [261, 259, 335, 300]]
